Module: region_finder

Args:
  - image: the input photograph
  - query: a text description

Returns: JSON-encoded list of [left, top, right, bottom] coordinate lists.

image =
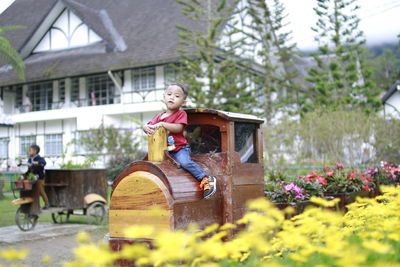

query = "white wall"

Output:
[[384, 91, 400, 119]]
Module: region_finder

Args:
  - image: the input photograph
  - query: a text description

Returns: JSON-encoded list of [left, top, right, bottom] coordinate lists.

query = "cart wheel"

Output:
[[51, 211, 70, 224], [15, 207, 38, 231], [86, 202, 106, 225]]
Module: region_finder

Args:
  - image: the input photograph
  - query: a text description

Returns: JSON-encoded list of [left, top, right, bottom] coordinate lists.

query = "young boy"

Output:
[[27, 144, 49, 209], [143, 83, 217, 199]]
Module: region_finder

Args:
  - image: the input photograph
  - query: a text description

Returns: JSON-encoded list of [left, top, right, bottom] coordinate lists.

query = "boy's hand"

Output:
[[143, 124, 156, 135], [143, 123, 165, 135]]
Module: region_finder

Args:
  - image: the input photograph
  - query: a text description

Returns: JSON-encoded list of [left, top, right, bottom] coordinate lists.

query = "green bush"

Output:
[[264, 108, 400, 167]]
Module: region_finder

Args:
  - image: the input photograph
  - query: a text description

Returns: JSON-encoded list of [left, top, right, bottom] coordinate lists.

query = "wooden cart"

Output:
[[107, 108, 265, 251], [11, 169, 108, 231]]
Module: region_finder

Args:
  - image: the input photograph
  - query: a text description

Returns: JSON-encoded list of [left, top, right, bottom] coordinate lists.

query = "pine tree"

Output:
[[304, 0, 380, 113], [174, 0, 256, 114], [0, 26, 25, 81], [244, 0, 302, 121]]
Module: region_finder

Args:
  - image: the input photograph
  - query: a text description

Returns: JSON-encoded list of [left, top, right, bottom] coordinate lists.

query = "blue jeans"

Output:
[[169, 145, 206, 181]]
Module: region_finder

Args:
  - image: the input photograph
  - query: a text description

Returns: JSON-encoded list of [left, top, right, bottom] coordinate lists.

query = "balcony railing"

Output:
[[15, 87, 165, 114]]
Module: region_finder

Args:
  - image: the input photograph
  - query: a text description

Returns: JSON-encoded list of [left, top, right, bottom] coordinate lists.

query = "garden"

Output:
[[1, 184, 400, 266]]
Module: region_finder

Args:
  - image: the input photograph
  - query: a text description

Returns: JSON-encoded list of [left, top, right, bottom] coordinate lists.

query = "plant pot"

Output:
[[22, 180, 33, 190], [324, 191, 370, 211], [15, 180, 24, 189]]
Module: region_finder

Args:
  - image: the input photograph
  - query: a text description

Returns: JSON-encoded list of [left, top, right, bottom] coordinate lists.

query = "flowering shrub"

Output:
[[265, 171, 323, 203], [299, 163, 375, 194], [1, 186, 400, 266], [370, 161, 400, 186]]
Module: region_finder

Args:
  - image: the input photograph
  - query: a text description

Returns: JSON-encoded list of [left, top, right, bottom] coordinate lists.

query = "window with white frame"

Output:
[[132, 67, 156, 91], [15, 85, 23, 110], [45, 134, 63, 156], [59, 79, 65, 103], [19, 136, 36, 157], [33, 8, 102, 53], [27, 81, 53, 111], [0, 138, 9, 159], [87, 74, 115, 106], [71, 77, 80, 104]]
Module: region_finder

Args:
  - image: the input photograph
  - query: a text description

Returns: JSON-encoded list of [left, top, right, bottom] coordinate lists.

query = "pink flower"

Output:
[[363, 185, 370, 192], [324, 165, 332, 170], [334, 163, 344, 169], [325, 171, 336, 177], [317, 176, 327, 185]]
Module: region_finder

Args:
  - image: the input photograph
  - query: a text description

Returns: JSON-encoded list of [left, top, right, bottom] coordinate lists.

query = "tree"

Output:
[[174, 0, 256, 114], [245, 0, 302, 121], [0, 26, 25, 80], [366, 48, 400, 90], [304, 0, 380, 113], [74, 124, 145, 180]]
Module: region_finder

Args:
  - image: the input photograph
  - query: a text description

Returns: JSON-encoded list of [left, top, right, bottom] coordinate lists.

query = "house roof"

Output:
[[382, 80, 400, 104], [0, 0, 207, 86]]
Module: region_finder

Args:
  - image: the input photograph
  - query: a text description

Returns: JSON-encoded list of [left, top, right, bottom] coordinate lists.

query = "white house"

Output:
[[382, 80, 400, 119], [0, 0, 212, 169]]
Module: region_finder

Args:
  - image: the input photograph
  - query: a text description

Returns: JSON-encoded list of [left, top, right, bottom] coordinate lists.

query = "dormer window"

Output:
[[33, 8, 102, 53]]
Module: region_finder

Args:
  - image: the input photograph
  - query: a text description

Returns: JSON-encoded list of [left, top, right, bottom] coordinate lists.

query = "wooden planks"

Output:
[[109, 171, 173, 238]]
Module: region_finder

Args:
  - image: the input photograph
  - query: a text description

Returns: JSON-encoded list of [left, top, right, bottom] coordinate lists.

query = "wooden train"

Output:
[[107, 108, 265, 249]]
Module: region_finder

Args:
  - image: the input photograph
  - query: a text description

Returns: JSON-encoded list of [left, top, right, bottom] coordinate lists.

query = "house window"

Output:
[[59, 79, 65, 103], [164, 64, 179, 84], [33, 8, 102, 53], [45, 134, 63, 156], [0, 138, 9, 159], [87, 74, 115, 106], [132, 67, 155, 91], [71, 77, 80, 104], [15, 85, 23, 110], [234, 123, 258, 163], [27, 81, 53, 111], [19, 136, 36, 157]]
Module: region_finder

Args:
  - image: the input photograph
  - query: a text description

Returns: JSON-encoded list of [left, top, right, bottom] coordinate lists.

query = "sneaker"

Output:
[[42, 204, 49, 210], [200, 176, 217, 199]]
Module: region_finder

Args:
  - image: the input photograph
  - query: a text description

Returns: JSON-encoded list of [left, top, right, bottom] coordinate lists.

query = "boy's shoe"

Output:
[[42, 203, 49, 210], [200, 176, 217, 199]]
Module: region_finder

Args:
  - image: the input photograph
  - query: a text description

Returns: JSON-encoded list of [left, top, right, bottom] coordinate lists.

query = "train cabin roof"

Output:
[[185, 108, 264, 124]]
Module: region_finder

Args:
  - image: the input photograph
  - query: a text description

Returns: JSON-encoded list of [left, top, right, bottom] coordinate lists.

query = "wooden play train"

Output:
[[107, 109, 265, 249]]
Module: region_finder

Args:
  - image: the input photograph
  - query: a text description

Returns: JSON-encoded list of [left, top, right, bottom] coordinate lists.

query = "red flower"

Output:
[[334, 162, 344, 169], [363, 185, 370, 192]]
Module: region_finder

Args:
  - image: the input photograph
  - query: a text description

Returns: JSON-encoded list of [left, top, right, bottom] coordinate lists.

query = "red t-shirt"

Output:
[[149, 109, 189, 152]]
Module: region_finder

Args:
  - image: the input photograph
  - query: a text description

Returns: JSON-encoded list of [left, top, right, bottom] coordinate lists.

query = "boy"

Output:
[[27, 144, 49, 209], [143, 83, 217, 199]]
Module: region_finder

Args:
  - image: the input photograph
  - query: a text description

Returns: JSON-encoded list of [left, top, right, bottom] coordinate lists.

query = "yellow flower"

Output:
[[310, 196, 340, 207], [42, 254, 51, 263], [124, 225, 155, 239], [0, 249, 29, 261], [362, 240, 392, 254], [75, 231, 90, 243]]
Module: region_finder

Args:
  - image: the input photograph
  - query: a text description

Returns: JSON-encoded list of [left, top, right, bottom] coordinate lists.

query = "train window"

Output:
[[234, 122, 258, 163], [185, 125, 221, 154]]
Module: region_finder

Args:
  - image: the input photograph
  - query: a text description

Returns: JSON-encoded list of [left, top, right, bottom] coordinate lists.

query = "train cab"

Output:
[[108, 108, 265, 248]]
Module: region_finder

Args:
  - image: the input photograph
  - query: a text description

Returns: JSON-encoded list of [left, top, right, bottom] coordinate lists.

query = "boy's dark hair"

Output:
[[170, 83, 188, 98], [30, 144, 40, 154]]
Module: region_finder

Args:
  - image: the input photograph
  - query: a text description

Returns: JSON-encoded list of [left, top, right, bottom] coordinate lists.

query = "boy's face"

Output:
[[28, 147, 37, 157], [163, 85, 186, 111]]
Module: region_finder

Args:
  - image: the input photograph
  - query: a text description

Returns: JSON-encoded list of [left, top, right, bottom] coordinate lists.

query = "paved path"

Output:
[[0, 223, 107, 267], [0, 223, 99, 244]]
